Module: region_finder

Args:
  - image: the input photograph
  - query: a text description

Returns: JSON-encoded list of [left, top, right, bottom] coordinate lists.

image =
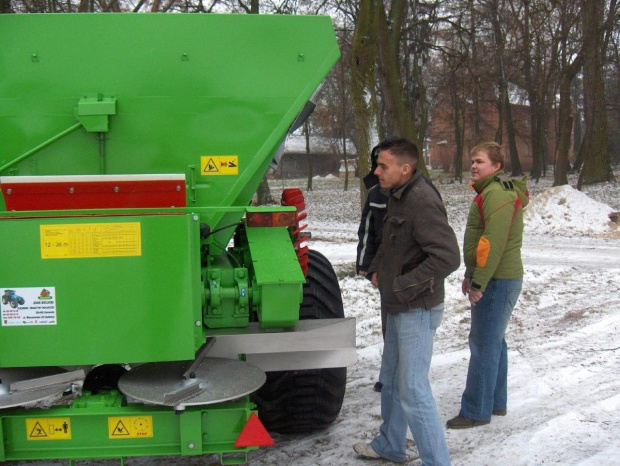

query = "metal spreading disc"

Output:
[[117, 357, 266, 408]]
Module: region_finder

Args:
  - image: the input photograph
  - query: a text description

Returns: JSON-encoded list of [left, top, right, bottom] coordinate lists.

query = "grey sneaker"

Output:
[[446, 415, 490, 429], [353, 443, 381, 460]]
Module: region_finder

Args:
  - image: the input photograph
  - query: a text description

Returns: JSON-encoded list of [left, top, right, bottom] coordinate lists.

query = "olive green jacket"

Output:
[[464, 170, 529, 292]]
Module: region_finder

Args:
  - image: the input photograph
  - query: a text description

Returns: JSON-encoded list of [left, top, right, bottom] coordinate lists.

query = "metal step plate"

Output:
[[117, 358, 266, 409]]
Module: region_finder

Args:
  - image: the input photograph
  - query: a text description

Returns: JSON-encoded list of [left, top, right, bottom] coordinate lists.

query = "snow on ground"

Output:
[[251, 172, 620, 466], [9, 172, 619, 466]]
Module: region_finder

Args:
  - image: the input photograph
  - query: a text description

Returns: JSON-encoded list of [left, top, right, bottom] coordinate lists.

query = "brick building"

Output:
[[429, 99, 573, 173]]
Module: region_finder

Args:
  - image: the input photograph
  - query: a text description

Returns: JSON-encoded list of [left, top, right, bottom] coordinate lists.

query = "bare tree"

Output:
[[487, 0, 522, 175], [509, 0, 558, 181], [607, 18, 620, 167], [350, 0, 375, 207], [350, 0, 428, 187], [375, 0, 426, 171], [553, 0, 582, 186], [468, 0, 482, 142], [304, 120, 313, 191], [578, 0, 616, 188]]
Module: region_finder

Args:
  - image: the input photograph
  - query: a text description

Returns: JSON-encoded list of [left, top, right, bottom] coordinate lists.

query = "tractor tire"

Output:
[[10, 299, 18, 309], [252, 249, 347, 434], [1, 296, 6, 305]]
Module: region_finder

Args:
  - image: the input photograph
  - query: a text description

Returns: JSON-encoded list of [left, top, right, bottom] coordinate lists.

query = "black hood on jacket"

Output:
[[363, 144, 381, 189]]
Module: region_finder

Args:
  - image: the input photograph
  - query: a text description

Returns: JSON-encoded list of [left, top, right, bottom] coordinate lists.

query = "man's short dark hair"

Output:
[[376, 137, 419, 166]]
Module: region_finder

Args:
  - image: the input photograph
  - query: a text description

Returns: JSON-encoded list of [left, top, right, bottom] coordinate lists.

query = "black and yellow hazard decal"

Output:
[[200, 156, 239, 175], [26, 418, 71, 440], [108, 416, 153, 439]]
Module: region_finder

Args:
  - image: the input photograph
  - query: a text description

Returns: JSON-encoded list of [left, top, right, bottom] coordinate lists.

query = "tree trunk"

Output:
[[375, 0, 427, 175], [495, 95, 504, 145], [255, 177, 272, 205], [529, 100, 545, 181], [571, 83, 584, 173], [351, 0, 376, 208], [469, 0, 481, 142], [305, 121, 313, 192], [578, 0, 613, 188], [554, 74, 574, 186], [554, 44, 582, 186], [340, 53, 349, 192], [488, 0, 520, 174], [520, 0, 550, 181], [450, 73, 464, 182], [504, 90, 522, 176]]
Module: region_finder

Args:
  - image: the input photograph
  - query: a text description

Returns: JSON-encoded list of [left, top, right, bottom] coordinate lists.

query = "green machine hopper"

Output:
[[0, 13, 356, 464]]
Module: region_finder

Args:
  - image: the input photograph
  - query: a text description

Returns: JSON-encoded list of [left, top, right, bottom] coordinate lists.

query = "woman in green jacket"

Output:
[[447, 141, 529, 429]]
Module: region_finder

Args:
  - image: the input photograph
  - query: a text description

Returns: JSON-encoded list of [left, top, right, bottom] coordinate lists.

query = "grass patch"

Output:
[[562, 309, 586, 321]]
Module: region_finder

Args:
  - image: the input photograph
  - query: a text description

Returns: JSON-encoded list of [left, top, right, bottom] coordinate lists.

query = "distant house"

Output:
[[272, 135, 357, 179], [339, 158, 357, 179], [429, 98, 573, 173]]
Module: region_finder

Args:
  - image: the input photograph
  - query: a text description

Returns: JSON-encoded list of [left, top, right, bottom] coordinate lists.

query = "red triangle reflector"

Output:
[[234, 413, 274, 448]]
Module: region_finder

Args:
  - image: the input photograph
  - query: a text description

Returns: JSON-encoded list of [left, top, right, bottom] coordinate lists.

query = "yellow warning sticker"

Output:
[[108, 416, 153, 439], [201, 156, 239, 175], [26, 417, 71, 440], [40, 222, 141, 259]]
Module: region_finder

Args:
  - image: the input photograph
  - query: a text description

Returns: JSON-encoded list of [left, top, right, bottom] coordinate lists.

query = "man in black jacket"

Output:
[[353, 138, 459, 465], [357, 144, 388, 278], [356, 144, 389, 392]]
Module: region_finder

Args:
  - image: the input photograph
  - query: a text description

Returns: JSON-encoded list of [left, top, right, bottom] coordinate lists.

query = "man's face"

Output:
[[470, 150, 501, 182], [374, 150, 411, 190]]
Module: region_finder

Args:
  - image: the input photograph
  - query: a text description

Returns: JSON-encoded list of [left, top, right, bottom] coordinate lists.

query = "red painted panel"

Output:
[[1, 180, 186, 211]]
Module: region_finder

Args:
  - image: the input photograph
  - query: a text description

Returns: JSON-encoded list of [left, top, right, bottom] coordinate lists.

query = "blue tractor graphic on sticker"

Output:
[[2, 290, 25, 308]]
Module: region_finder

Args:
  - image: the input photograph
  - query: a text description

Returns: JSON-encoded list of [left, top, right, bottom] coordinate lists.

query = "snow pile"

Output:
[[524, 185, 614, 236], [312, 173, 339, 180]]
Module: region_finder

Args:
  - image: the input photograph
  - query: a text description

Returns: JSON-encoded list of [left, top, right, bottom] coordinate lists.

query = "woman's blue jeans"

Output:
[[460, 277, 523, 421], [370, 305, 450, 465]]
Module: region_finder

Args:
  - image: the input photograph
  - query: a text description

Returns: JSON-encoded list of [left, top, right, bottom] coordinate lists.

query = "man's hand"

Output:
[[467, 289, 483, 307], [370, 272, 378, 287], [461, 277, 471, 295]]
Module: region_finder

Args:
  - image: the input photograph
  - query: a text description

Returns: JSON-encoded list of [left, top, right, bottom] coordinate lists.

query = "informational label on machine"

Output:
[[108, 416, 153, 439], [1, 287, 56, 326], [26, 417, 71, 440], [40, 222, 142, 259], [201, 155, 239, 175]]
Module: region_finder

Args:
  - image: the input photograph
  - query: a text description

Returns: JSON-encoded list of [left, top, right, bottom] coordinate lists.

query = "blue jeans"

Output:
[[460, 277, 523, 421], [370, 305, 450, 465]]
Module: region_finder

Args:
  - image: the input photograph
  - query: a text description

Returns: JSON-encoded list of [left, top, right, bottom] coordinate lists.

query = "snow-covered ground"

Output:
[[253, 172, 620, 465], [9, 172, 620, 465]]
